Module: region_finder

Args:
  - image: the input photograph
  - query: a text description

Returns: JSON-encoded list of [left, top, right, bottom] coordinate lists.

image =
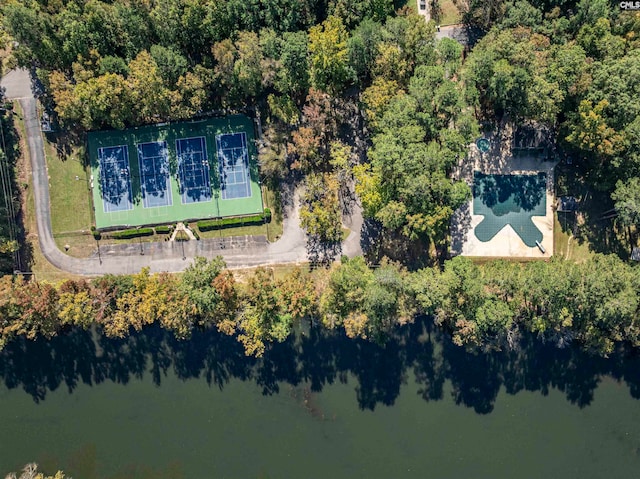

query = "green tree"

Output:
[[348, 18, 383, 83], [570, 254, 640, 355], [456, 0, 507, 30], [308, 15, 352, 92], [4, 2, 60, 68], [612, 178, 640, 229], [436, 37, 463, 78], [150, 44, 188, 86], [299, 173, 343, 243], [233, 31, 263, 101], [463, 28, 565, 122], [320, 256, 374, 330], [328, 0, 393, 28], [274, 31, 310, 97], [180, 256, 228, 320], [362, 91, 471, 242]]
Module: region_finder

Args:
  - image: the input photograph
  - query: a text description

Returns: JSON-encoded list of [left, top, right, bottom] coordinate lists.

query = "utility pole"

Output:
[[137, 226, 144, 255]]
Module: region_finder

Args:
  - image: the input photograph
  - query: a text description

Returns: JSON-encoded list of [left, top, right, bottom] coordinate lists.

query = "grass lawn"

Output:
[[553, 212, 593, 262], [395, 0, 460, 24], [440, 0, 461, 25], [396, 0, 418, 13], [232, 263, 304, 282], [15, 101, 84, 282], [41, 134, 92, 234], [554, 162, 632, 260]]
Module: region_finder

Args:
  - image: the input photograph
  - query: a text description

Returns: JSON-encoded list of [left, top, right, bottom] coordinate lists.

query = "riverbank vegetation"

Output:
[[5, 463, 65, 479], [0, 255, 638, 358]]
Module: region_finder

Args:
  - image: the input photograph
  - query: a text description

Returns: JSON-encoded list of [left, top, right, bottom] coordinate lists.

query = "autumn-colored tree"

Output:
[[128, 50, 175, 123], [353, 163, 383, 218], [329, 140, 352, 190], [234, 268, 295, 356], [289, 89, 342, 171], [300, 173, 343, 243], [211, 269, 239, 335], [361, 78, 402, 130], [289, 126, 322, 171], [49, 69, 133, 129], [277, 267, 317, 320], [57, 280, 95, 329], [566, 100, 624, 158], [13, 279, 60, 340], [100, 270, 194, 339], [5, 462, 67, 479]]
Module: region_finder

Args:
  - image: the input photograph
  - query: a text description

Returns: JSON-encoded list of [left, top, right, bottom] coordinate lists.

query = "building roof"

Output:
[[513, 124, 552, 150], [558, 196, 579, 212]]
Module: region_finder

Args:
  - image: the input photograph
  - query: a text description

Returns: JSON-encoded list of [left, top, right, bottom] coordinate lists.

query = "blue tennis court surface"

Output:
[[177, 137, 211, 204], [98, 145, 133, 213], [216, 132, 251, 200], [137, 141, 172, 208]]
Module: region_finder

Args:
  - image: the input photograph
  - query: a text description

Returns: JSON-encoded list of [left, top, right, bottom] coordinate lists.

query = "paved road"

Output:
[[4, 69, 363, 276], [1, 68, 33, 99]]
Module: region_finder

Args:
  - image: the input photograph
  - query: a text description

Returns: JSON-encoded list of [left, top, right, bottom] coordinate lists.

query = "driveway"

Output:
[[3, 69, 338, 275]]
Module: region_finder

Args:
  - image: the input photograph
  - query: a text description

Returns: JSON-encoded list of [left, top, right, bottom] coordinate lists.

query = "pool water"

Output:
[[473, 172, 547, 247]]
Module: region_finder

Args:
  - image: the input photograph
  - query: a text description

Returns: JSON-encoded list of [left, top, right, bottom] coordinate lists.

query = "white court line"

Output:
[[98, 145, 133, 213]]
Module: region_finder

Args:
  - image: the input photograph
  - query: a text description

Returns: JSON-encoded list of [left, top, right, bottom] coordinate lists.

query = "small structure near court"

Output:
[[88, 115, 263, 230], [512, 123, 553, 159], [557, 196, 579, 212]]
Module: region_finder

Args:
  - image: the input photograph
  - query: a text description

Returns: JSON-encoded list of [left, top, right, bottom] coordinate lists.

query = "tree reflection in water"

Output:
[[1, 318, 639, 414]]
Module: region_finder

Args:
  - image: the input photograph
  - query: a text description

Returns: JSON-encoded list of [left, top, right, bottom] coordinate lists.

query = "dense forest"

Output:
[[0, 0, 639, 357]]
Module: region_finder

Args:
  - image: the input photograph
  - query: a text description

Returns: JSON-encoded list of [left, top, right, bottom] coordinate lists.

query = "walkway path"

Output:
[[0, 69, 364, 276]]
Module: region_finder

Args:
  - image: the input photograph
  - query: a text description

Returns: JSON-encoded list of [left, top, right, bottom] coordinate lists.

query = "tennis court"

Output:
[[177, 136, 211, 204], [473, 172, 547, 247], [137, 141, 172, 208], [88, 115, 263, 229], [216, 132, 251, 200], [98, 145, 133, 213]]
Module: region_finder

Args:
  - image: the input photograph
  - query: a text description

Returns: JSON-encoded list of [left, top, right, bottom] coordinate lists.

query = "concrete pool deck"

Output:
[[450, 124, 557, 258]]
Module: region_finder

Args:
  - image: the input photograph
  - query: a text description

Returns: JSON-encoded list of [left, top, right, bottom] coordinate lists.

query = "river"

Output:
[[2, 320, 640, 478]]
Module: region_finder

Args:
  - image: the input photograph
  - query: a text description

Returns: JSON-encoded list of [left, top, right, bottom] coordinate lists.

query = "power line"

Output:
[[0, 109, 21, 269]]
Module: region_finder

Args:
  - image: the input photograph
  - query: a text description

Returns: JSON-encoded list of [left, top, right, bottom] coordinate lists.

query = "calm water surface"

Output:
[[2, 322, 640, 478]]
